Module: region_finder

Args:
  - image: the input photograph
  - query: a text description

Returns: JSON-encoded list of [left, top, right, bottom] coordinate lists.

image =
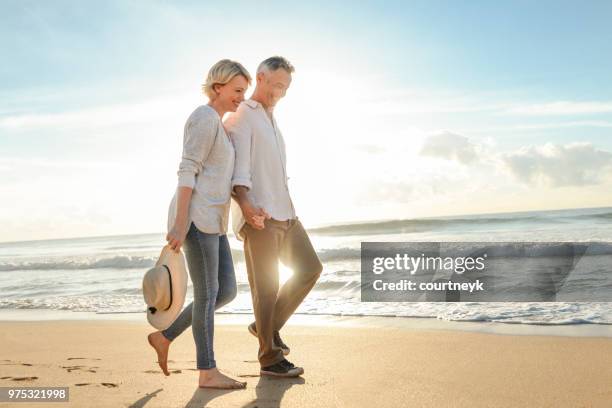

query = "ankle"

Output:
[[199, 367, 218, 377], [158, 332, 172, 344]]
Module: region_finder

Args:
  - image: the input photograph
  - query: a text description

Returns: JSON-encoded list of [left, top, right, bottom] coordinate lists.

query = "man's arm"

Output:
[[232, 185, 269, 229], [226, 113, 270, 229]]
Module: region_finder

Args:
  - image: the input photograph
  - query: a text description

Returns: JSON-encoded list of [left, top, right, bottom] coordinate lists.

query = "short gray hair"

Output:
[[257, 56, 295, 74]]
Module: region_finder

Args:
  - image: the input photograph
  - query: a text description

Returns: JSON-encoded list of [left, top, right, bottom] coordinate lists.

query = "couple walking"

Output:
[[147, 56, 323, 389]]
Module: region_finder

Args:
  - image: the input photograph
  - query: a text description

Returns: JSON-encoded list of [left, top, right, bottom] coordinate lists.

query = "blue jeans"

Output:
[[161, 222, 237, 369]]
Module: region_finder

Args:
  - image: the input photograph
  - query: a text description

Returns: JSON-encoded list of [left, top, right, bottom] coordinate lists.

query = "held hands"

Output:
[[232, 185, 269, 229], [166, 218, 189, 253], [241, 202, 270, 229]]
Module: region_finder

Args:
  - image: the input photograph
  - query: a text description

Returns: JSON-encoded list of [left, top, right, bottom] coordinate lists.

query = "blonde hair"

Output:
[[202, 59, 252, 100]]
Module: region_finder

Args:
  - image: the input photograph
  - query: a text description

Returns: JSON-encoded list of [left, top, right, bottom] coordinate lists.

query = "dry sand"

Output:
[[1, 319, 611, 407]]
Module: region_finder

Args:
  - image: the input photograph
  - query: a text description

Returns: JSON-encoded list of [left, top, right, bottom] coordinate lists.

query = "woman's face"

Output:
[[215, 75, 248, 112]]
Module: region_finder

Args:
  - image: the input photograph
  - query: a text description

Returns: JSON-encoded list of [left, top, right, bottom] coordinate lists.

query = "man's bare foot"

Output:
[[147, 331, 171, 376], [198, 367, 247, 389]]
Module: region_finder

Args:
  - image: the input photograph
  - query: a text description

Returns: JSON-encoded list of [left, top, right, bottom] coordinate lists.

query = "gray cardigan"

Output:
[[167, 104, 235, 234]]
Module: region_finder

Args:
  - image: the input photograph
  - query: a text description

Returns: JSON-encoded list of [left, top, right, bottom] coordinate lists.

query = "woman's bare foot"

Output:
[[198, 367, 247, 389], [147, 331, 171, 376]]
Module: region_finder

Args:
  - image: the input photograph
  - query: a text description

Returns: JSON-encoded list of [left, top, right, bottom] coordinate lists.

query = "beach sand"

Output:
[[1, 318, 611, 408]]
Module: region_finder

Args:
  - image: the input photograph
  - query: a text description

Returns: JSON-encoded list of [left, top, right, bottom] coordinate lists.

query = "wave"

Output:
[[103, 244, 160, 250], [317, 248, 360, 262], [573, 212, 612, 220], [0, 248, 362, 272], [322, 242, 612, 262], [309, 216, 548, 235], [3, 241, 612, 272], [309, 210, 612, 236], [1, 298, 610, 326], [0, 255, 157, 272]]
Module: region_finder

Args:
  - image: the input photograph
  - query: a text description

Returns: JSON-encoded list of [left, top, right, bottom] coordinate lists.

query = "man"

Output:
[[224, 56, 323, 378]]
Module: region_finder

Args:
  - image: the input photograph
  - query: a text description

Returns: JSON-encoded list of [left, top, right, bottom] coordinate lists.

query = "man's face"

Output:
[[258, 68, 292, 108]]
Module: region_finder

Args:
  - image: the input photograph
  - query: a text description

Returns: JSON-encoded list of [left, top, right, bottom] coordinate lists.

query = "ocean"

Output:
[[1, 206, 611, 326]]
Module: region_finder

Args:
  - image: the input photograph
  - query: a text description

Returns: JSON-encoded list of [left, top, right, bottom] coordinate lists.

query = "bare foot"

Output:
[[147, 331, 171, 376], [198, 367, 247, 389]]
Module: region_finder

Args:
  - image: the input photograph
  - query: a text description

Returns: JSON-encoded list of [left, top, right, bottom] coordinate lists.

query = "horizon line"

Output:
[[1, 204, 610, 246]]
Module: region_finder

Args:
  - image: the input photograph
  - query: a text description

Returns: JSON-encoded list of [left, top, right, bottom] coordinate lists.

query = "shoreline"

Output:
[[2, 309, 610, 338]]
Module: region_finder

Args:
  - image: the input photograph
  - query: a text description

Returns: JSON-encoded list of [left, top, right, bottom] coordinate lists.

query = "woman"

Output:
[[147, 59, 253, 389]]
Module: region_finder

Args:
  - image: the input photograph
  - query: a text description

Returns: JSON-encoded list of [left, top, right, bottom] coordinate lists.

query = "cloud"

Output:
[[353, 85, 612, 119], [418, 132, 612, 189], [347, 84, 612, 118], [351, 144, 387, 154], [0, 92, 192, 131], [504, 101, 612, 116], [501, 142, 612, 187], [419, 131, 482, 164], [0, 157, 124, 170]]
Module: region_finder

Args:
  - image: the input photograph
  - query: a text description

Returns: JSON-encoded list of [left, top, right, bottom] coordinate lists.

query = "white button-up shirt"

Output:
[[167, 104, 235, 235], [224, 99, 296, 240]]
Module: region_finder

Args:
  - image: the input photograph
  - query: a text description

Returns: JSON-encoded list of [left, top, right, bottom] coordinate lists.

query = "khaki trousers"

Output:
[[242, 217, 323, 367]]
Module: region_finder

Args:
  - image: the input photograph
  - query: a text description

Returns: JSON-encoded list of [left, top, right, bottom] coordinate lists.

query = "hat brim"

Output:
[[146, 245, 188, 330]]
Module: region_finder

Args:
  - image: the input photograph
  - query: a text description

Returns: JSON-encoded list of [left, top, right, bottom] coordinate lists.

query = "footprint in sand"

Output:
[[143, 369, 189, 374], [0, 360, 33, 367], [67, 357, 102, 361], [3, 376, 38, 381], [74, 383, 118, 388], [61, 365, 99, 373], [101, 383, 118, 388]]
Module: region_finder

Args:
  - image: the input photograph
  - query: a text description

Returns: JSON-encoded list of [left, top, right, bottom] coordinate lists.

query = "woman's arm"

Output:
[[166, 186, 193, 252], [167, 110, 218, 252]]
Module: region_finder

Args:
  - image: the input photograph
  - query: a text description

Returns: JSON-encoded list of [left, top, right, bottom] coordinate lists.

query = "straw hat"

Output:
[[142, 245, 188, 330]]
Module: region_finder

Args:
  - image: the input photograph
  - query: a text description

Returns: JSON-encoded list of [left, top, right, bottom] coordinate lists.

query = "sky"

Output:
[[1, 0, 612, 242]]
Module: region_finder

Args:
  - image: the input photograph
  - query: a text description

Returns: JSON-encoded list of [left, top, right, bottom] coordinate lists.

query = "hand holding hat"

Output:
[[142, 245, 188, 330], [166, 218, 189, 253]]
